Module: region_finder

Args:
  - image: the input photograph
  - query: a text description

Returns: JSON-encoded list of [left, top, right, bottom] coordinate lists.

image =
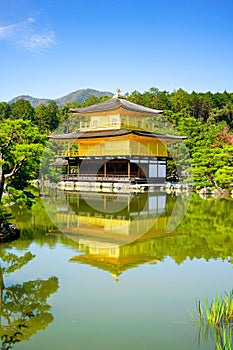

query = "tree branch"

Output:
[[4, 288, 18, 304], [0, 130, 19, 154], [4, 157, 26, 179]]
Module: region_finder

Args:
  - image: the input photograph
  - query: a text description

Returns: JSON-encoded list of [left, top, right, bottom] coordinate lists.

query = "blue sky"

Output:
[[0, 0, 233, 101]]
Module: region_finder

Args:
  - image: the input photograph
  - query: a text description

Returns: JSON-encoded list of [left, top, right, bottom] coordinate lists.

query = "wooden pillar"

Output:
[[127, 114, 129, 127], [104, 162, 107, 178], [104, 194, 106, 212], [128, 161, 130, 178]]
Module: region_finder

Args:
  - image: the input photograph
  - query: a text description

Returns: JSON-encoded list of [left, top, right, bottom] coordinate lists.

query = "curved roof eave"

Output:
[[48, 129, 186, 141], [70, 97, 163, 115]]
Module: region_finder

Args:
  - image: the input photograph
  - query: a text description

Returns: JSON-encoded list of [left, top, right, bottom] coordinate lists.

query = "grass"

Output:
[[215, 326, 232, 350], [194, 290, 233, 350], [197, 290, 233, 326]]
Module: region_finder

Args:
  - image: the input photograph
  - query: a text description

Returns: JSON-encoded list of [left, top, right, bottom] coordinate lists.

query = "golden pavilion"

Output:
[[50, 91, 185, 191]]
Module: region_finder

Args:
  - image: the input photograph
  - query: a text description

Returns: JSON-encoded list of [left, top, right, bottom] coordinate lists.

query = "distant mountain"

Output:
[[8, 88, 114, 108]]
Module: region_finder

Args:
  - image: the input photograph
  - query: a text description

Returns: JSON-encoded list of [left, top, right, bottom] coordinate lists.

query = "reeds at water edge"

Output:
[[197, 290, 233, 326], [194, 290, 233, 350]]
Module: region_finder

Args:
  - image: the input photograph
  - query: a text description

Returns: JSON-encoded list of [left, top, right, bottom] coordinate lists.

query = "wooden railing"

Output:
[[58, 150, 79, 157], [79, 121, 120, 131], [79, 121, 153, 131], [57, 147, 167, 158], [59, 174, 165, 184], [60, 174, 137, 182]]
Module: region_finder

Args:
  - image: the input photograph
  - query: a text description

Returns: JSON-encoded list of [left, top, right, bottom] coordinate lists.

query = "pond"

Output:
[[0, 190, 232, 350]]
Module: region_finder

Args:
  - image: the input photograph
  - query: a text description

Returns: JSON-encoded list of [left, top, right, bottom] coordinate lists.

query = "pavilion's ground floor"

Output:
[[54, 156, 168, 192]]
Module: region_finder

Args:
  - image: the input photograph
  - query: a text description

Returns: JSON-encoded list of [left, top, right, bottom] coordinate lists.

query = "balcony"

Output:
[[57, 150, 79, 157], [59, 174, 165, 184], [57, 142, 167, 158], [79, 120, 153, 132], [60, 174, 136, 182], [79, 121, 121, 131]]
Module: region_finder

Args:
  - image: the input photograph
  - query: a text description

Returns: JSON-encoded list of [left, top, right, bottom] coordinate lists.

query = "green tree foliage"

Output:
[[127, 90, 144, 105], [215, 165, 233, 188], [183, 123, 233, 187], [0, 120, 46, 200], [209, 103, 233, 128], [126, 88, 233, 188], [127, 88, 171, 110], [10, 199, 57, 241], [82, 94, 111, 107], [39, 142, 60, 183], [33, 102, 59, 132], [83, 95, 100, 106], [10, 100, 35, 121], [0, 103, 11, 121], [170, 88, 191, 114]]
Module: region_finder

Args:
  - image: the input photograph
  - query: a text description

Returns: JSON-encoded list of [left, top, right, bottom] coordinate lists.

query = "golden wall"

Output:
[[77, 139, 168, 157], [79, 113, 153, 132]]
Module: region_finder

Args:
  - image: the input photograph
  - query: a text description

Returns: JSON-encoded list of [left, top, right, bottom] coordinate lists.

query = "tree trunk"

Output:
[[0, 152, 5, 202], [208, 173, 216, 187], [0, 266, 5, 313], [0, 176, 5, 202]]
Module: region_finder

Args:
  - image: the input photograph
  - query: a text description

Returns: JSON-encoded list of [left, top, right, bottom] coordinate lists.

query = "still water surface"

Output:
[[0, 191, 232, 350]]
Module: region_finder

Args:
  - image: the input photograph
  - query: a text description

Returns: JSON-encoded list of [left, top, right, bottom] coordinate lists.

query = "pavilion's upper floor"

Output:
[[70, 96, 163, 132]]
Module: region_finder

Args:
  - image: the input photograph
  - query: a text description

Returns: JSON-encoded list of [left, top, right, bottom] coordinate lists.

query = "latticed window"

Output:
[[111, 118, 118, 126], [92, 120, 99, 128]]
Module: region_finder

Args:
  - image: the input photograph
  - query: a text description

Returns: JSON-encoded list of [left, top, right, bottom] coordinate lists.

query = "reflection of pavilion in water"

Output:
[[54, 192, 175, 280]]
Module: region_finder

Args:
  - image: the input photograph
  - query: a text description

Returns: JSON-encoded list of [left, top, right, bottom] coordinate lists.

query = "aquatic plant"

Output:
[[195, 290, 233, 350], [215, 326, 232, 350], [197, 290, 233, 326]]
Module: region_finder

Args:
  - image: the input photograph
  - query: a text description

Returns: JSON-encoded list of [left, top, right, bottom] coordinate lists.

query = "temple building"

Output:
[[50, 91, 185, 191]]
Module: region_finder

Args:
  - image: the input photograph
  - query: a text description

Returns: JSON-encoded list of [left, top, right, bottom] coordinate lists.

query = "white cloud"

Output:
[[0, 23, 17, 38], [0, 17, 56, 54]]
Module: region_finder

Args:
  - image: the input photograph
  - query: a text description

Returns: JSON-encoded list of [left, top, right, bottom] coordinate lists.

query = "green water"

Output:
[[0, 191, 232, 350]]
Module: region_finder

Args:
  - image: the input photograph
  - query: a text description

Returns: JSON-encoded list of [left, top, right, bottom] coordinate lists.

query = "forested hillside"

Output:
[[0, 88, 232, 201]]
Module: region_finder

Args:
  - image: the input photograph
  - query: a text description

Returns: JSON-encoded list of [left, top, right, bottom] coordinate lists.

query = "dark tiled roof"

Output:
[[49, 129, 186, 141], [70, 97, 163, 115], [134, 130, 186, 141]]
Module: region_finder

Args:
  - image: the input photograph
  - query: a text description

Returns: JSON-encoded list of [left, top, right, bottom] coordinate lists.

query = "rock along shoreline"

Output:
[[0, 223, 20, 243]]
